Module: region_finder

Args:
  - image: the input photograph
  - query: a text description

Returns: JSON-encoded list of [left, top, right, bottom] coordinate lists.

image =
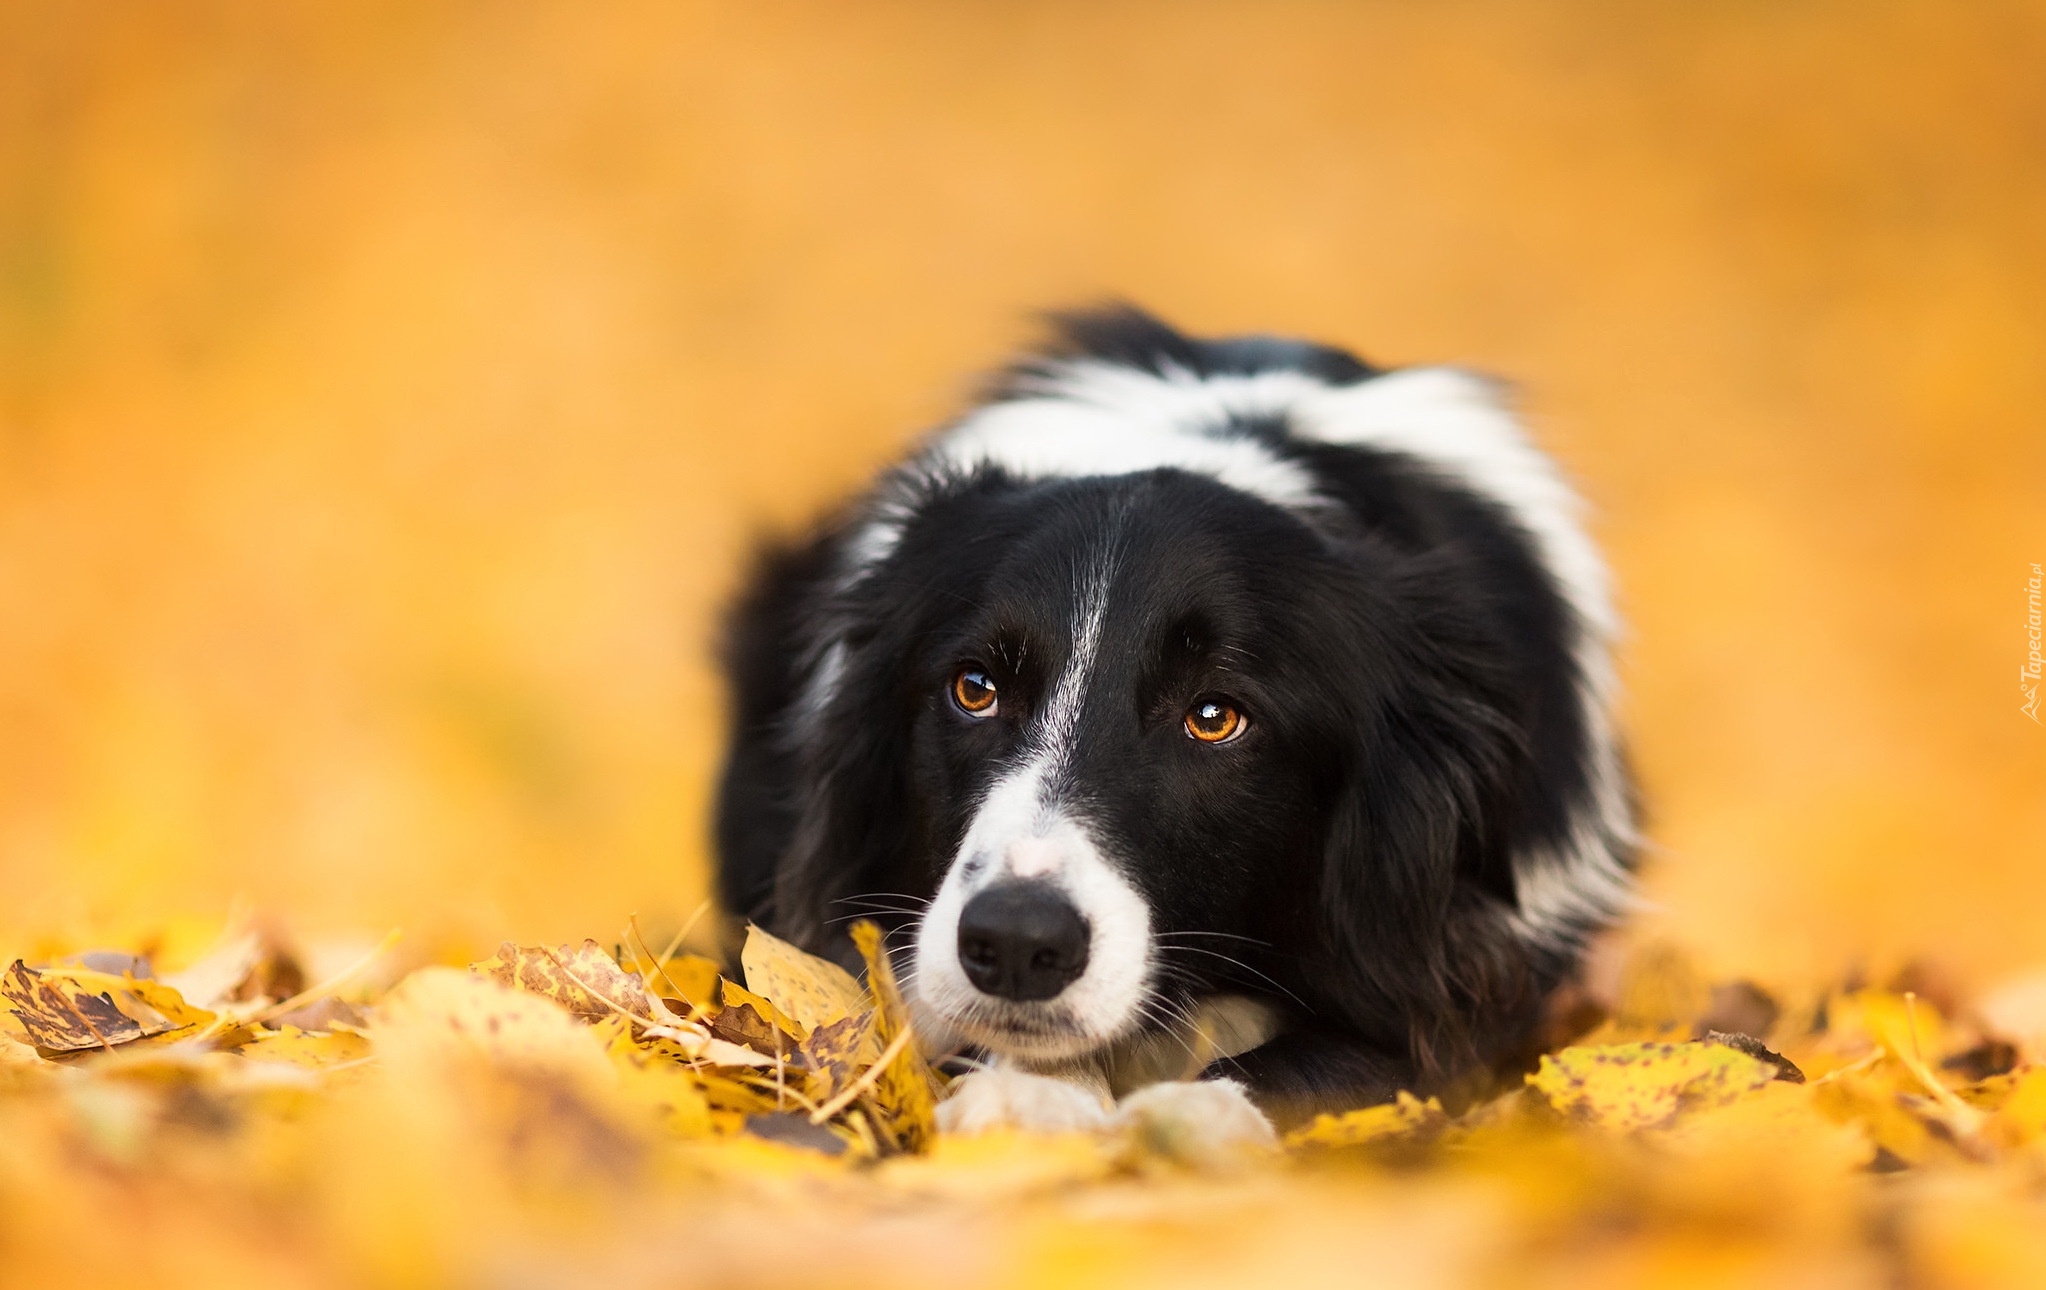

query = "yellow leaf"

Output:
[[1811, 1061, 1948, 1166], [116, 974, 219, 1031], [694, 1069, 787, 1118], [1529, 1040, 1779, 1131], [159, 930, 263, 1010], [740, 924, 868, 1034], [851, 920, 940, 1152], [1830, 990, 1950, 1065], [374, 965, 613, 1087], [1, 960, 212, 1053], [601, 1020, 713, 1137], [641, 951, 721, 1013], [239, 1025, 372, 1070], [471, 940, 660, 1028], [801, 1012, 882, 1100], [0, 1032, 48, 1073], [1285, 1091, 1447, 1149], [1991, 1067, 2046, 1147]]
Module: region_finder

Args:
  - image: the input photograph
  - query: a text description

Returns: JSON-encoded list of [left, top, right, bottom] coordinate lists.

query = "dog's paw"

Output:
[[936, 1066, 1114, 1136], [1112, 1078, 1278, 1167]]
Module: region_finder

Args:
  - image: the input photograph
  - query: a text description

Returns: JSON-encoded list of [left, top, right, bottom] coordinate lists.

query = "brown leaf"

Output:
[[708, 1001, 799, 1060], [1703, 1030, 1805, 1082], [719, 979, 808, 1043], [472, 940, 658, 1027], [2, 960, 212, 1054], [800, 1012, 880, 1101]]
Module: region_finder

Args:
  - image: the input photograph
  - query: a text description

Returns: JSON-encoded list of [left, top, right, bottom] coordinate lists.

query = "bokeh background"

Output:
[[2, 2, 2040, 990]]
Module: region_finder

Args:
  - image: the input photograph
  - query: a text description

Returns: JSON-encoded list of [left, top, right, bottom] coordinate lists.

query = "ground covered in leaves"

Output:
[[6, 919, 2046, 1289]]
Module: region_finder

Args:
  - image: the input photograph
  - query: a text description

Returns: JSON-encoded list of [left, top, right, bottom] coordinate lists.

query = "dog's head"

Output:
[[906, 471, 1397, 1062], [762, 310, 1632, 1075]]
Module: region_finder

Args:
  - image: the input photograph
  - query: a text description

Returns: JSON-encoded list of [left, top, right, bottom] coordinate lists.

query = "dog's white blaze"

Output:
[[823, 352, 1632, 951], [1007, 837, 1063, 879], [935, 390, 1324, 513], [909, 556, 1154, 1061]]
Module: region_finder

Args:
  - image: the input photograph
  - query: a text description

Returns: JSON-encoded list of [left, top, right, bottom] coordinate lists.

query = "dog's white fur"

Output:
[[911, 548, 1155, 1062], [936, 1064, 1277, 1164]]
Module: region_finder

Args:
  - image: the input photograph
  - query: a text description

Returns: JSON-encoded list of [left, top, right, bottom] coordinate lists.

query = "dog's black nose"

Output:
[[956, 883, 1090, 1001]]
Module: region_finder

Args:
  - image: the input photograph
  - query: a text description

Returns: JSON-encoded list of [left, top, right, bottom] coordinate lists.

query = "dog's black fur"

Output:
[[715, 307, 1634, 1122]]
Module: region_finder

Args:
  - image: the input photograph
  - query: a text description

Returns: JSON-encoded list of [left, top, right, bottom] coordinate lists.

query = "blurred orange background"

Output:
[[1, 2, 2040, 990]]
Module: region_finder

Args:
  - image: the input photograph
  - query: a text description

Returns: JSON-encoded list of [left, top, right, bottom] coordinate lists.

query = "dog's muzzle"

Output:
[[955, 881, 1091, 1002]]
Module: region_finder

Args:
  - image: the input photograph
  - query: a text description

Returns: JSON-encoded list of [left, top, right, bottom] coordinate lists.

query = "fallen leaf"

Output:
[[1285, 1091, 1448, 1150], [601, 1022, 714, 1137], [1989, 1067, 2046, 1148], [851, 920, 940, 1152], [0, 1033, 48, 1072], [1529, 1041, 1780, 1131], [802, 1013, 882, 1100], [629, 950, 722, 1014], [239, 1025, 372, 1069], [375, 965, 614, 1087], [160, 931, 264, 1009], [708, 1000, 801, 1059], [473, 940, 661, 1028], [741, 924, 867, 1034], [718, 980, 808, 1045], [1703, 1029, 1805, 1081], [2, 961, 213, 1053]]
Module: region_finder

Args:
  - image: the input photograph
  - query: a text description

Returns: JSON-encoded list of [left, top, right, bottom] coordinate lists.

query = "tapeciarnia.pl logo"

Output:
[[2025, 562, 2043, 723]]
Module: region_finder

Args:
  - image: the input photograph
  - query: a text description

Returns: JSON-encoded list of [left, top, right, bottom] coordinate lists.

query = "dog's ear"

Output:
[[767, 624, 919, 963], [1311, 583, 1535, 1083]]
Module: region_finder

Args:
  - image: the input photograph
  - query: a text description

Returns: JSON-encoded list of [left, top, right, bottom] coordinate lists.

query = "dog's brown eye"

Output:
[[1184, 699, 1244, 744], [952, 667, 998, 716]]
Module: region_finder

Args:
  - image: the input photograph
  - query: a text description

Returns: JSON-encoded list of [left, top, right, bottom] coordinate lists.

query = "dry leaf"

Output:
[[718, 980, 808, 1045], [1286, 1091, 1448, 1150], [375, 965, 614, 1087], [1529, 1040, 1780, 1131], [1990, 1067, 2046, 1147], [8, 906, 2045, 1287], [802, 1013, 882, 1100], [601, 1022, 714, 1137], [741, 924, 868, 1034], [239, 1025, 372, 1070], [2, 961, 213, 1053], [630, 950, 722, 1014], [851, 920, 940, 1152], [0, 1033, 49, 1072], [161, 931, 264, 1010], [473, 940, 660, 1027], [707, 1000, 801, 1060]]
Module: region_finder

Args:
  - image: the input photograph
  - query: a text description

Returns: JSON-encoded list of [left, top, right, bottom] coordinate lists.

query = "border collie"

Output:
[[715, 307, 1635, 1139]]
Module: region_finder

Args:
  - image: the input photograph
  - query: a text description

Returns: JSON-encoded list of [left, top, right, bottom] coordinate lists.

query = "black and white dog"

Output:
[[716, 307, 1634, 1139]]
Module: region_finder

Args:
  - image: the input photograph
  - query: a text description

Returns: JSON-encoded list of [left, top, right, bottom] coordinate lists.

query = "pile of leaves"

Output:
[[5, 919, 2046, 1289]]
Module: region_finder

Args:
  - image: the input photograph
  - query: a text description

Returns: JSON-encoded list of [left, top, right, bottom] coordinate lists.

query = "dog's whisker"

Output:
[[830, 892, 932, 908], [1154, 944, 1307, 1008], [1153, 930, 1273, 949]]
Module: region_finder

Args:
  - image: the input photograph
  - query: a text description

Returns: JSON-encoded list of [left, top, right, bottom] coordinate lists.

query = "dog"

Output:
[[714, 306, 1635, 1141]]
